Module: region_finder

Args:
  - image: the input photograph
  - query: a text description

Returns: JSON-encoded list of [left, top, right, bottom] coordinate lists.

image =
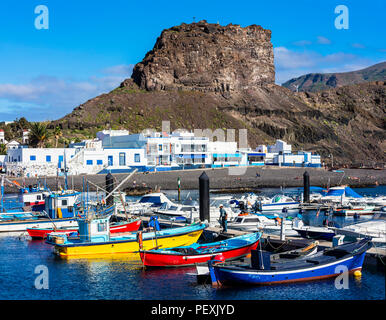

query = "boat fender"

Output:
[[275, 217, 281, 225], [238, 212, 249, 216]]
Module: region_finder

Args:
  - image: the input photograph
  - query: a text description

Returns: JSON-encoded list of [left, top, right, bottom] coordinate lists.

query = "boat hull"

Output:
[[260, 202, 299, 212], [27, 219, 142, 239], [212, 253, 366, 285], [333, 207, 375, 216], [53, 227, 204, 258], [294, 228, 335, 241], [0, 218, 78, 233]]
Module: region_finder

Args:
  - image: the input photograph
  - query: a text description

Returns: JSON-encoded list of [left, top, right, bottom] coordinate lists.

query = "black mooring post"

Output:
[[106, 173, 114, 207], [303, 171, 310, 203], [199, 172, 210, 222]]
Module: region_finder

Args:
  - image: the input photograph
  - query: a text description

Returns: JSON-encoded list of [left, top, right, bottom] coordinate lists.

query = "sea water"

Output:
[[0, 186, 384, 300]]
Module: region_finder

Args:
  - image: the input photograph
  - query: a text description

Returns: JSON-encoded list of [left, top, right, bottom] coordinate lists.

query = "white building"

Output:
[[263, 140, 321, 167], [6, 140, 20, 150], [267, 140, 292, 154], [5, 141, 147, 177]]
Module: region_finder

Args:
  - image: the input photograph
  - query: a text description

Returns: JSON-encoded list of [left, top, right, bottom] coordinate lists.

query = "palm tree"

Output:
[[29, 122, 51, 148], [53, 126, 62, 148], [0, 143, 6, 155]]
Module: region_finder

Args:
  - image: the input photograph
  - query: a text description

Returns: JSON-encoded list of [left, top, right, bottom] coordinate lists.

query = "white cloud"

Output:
[[102, 64, 134, 76], [0, 65, 134, 121], [317, 36, 331, 45], [274, 46, 377, 84], [293, 40, 312, 46], [352, 43, 366, 49]]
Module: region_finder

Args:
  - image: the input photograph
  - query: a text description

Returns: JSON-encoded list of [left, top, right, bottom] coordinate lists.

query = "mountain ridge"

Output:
[[282, 61, 386, 92]]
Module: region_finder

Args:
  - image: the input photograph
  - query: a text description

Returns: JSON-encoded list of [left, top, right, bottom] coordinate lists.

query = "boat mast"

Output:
[[64, 149, 68, 190], [1, 175, 4, 213]]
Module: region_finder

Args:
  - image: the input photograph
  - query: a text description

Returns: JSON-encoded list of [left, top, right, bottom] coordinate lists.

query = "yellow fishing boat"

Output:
[[46, 215, 206, 258]]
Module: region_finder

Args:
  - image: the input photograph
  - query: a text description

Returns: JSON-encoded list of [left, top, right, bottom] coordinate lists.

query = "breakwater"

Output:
[[3, 167, 385, 194]]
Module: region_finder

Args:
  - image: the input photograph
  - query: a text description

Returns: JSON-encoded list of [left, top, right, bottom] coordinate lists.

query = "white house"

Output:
[[267, 139, 292, 154], [6, 140, 21, 150]]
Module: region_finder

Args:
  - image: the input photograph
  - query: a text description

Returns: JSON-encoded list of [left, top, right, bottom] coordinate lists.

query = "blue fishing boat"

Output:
[[208, 238, 372, 286], [139, 232, 262, 267]]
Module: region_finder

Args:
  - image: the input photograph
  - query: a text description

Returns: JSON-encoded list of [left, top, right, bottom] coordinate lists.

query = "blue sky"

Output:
[[0, 0, 385, 121]]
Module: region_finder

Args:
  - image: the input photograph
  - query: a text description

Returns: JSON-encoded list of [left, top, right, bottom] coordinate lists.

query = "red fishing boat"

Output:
[[27, 219, 141, 239], [139, 232, 261, 267]]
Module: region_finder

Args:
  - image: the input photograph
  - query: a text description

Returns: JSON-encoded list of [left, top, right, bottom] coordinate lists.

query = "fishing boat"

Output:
[[207, 238, 372, 286], [125, 193, 174, 214], [317, 186, 364, 205], [292, 219, 337, 241], [195, 237, 319, 282], [27, 218, 141, 239], [331, 212, 386, 247], [332, 205, 375, 216], [154, 201, 199, 221], [227, 213, 293, 232], [256, 194, 300, 212], [139, 232, 261, 267], [46, 213, 207, 258], [0, 190, 82, 232], [1, 177, 50, 213]]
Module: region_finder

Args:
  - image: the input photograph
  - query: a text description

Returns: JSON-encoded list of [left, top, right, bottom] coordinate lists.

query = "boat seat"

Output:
[[305, 259, 321, 265], [279, 252, 301, 259], [172, 248, 198, 254]]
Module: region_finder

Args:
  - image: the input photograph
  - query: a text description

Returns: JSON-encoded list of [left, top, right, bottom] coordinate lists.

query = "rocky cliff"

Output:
[[52, 21, 386, 165], [130, 20, 274, 96]]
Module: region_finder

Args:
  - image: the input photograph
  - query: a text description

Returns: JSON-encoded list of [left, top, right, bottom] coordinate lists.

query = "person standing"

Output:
[[219, 205, 227, 233]]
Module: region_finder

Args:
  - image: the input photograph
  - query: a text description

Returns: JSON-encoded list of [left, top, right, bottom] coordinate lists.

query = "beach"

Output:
[[3, 166, 385, 194]]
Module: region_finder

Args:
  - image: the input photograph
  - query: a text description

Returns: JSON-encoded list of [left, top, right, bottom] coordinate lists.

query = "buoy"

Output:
[[354, 270, 362, 277]]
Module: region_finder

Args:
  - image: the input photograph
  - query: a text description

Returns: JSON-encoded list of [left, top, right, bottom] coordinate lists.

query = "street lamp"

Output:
[[329, 153, 334, 168]]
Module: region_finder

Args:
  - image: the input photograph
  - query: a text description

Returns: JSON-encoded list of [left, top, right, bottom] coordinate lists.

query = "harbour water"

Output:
[[0, 186, 385, 300]]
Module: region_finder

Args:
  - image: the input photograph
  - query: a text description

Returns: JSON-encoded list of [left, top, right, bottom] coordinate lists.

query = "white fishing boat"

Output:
[[332, 212, 386, 247], [154, 202, 199, 220], [227, 213, 292, 232], [227, 213, 299, 236], [256, 194, 300, 212], [125, 192, 174, 214]]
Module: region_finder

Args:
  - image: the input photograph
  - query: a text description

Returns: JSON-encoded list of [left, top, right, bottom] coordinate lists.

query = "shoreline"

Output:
[[2, 166, 385, 194]]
